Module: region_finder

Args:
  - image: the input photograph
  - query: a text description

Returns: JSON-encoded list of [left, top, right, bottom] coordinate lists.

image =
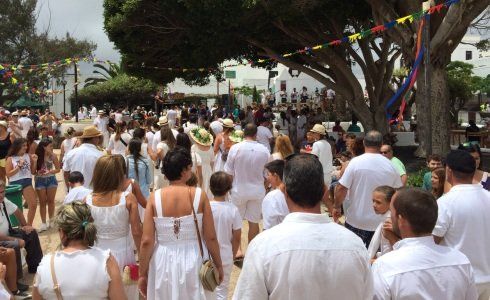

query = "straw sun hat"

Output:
[[310, 124, 326, 136], [190, 127, 213, 146], [79, 126, 102, 139], [222, 118, 234, 128], [157, 116, 168, 126]]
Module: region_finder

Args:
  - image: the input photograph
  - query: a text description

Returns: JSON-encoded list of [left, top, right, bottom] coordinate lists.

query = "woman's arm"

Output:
[[5, 158, 19, 178], [59, 143, 65, 166], [196, 165, 203, 188], [126, 193, 142, 251], [213, 134, 222, 155], [138, 193, 157, 298], [107, 254, 128, 300], [131, 181, 147, 209], [30, 154, 38, 175], [200, 191, 223, 283], [51, 154, 61, 174]]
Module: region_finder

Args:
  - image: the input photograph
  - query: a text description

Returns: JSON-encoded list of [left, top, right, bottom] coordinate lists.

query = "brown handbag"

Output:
[[188, 188, 220, 291]]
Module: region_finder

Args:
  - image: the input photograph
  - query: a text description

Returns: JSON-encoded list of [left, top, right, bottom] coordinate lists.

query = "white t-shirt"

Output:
[[90, 107, 97, 118], [210, 201, 242, 265], [93, 117, 109, 133], [61, 137, 77, 160], [261, 189, 289, 230], [114, 113, 123, 123], [18, 116, 33, 138], [311, 139, 333, 185], [338, 153, 402, 231], [107, 132, 132, 156], [77, 111, 85, 120], [167, 110, 177, 123], [224, 140, 270, 202], [0, 198, 18, 235], [64, 186, 92, 204], [9, 154, 32, 182], [63, 144, 103, 189], [256, 126, 273, 152], [145, 131, 155, 149], [433, 184, 490, 284]]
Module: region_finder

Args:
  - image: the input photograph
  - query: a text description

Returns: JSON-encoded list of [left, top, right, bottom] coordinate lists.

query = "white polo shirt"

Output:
[[63, 143, 103, 188], [262, 189, 289, 230], [224, 140, 270, 202], [433, 184, 490, 284], [233, 212, 372, 300], [339, 153, 402, 231], [372, 236, 478, 299], [311, 139, 333, 185]]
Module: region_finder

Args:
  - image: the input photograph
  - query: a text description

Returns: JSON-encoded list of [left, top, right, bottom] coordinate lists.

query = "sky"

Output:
[[36, 0, 121, 67]]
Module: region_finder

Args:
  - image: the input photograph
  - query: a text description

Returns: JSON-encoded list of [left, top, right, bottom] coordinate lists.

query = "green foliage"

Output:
[[84, 63, 123, 87], [75, 74, 158, 107], [407, 168, 428, 188], [252, 85, 260, 103]]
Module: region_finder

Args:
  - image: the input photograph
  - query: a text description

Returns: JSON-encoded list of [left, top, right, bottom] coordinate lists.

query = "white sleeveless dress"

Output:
[[148, 188, 214, 300], [86, 193, 138, 299], [192, 145, 214, 200], [213, 138, 226, 172]]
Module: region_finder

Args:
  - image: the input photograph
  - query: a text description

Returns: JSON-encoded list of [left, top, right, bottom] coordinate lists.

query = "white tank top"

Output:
[[9, 153, 32, 182]]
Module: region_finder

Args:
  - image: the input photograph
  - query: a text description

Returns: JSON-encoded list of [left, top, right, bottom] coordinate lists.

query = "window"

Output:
[[466, 51, 472, 61]]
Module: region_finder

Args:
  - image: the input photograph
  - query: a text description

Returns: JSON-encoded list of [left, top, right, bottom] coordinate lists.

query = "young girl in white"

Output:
[[367, 185, 396, 261], [209, 172, 241, 300]]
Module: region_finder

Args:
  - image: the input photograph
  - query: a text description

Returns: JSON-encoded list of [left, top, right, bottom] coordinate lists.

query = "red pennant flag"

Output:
[[329, 40, 342, 46], [428, 3, 444, 14], [371, 25, 386, 33]]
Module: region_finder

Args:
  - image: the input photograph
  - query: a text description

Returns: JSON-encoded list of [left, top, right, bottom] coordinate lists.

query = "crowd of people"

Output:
[[0, 101, 487, 300]]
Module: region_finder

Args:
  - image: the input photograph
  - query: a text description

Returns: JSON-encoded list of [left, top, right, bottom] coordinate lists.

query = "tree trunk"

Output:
[[416, 64, 451, 157]]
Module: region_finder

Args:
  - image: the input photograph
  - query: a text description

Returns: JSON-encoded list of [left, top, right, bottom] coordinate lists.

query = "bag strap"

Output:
[[120, 137, 128, 147], [50, 253, 63, 300], [2, 203, 13, 232], [189, 187, 204, 259]]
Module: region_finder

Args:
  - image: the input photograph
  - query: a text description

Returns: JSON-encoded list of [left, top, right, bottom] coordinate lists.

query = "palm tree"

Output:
[[84, 62, 122, 87]]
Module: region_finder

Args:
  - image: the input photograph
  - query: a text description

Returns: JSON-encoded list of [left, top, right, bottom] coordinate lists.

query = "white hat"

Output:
[[222, 118, 234, 128], [98, 110, 105, 115], [157, 116, 168, 126]]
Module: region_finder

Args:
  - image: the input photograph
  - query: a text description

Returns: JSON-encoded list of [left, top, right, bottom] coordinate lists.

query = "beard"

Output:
[[392, 217, 401, 237]]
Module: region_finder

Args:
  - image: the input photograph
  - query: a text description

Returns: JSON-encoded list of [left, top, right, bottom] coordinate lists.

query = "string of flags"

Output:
[[0, 0, 459, 94]]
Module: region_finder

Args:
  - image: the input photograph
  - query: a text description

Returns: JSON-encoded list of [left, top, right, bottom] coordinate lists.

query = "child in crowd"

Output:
[[63, 171, 92, 204], [431, 167, 446, 199], [367, 186, 396, 261], [422, 154, 443, 191], [209, 172, 242, 300], [261, 160, 289, 230]]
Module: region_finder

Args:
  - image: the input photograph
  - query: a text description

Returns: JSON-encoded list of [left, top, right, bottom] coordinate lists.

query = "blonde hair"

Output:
[[274, 135, 294, 159], [91, 155, 125, 193], [55, 202, 97, 247]]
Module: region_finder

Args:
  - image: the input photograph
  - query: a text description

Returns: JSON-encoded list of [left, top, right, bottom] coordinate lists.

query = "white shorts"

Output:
[[231, 197, 262, 223]]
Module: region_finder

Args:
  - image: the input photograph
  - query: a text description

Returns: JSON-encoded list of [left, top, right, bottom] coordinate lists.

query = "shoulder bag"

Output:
[[50, 253, 63, 300], [188, 188, 219, 291]]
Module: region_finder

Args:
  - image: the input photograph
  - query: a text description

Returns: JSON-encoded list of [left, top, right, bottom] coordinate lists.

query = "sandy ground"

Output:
[[21, 150, 247, 299]]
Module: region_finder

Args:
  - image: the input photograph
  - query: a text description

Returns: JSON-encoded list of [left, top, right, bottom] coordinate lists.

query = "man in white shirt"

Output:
[[256, 118, 273, 153], [309, 124, 333, 186], [93, 110, 110, 148], [150, 117, 179, 153], [373, 187, 478, 299], [183, 114, 198, 135], [225, 123, 270, 243], [334, 130, 403, 247], [89, 105, 97, 119], [233, 154, 372, 300], [166, 106, 178, 128], [433, 150, 490, 299], [114, 108, 123, 123], [18, 110, 33, 138], [63, 126, 104, 189]]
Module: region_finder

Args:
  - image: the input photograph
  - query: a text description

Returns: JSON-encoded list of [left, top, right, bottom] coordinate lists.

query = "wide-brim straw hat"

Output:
[[190, 127, 214, 146], [0, 121, 7, 129], [157, 116, 168, 126], [80, 126, 102, 139], [229, 130, 244, 143], [310, 124, 326, 136], [222, 118, 234, 128]]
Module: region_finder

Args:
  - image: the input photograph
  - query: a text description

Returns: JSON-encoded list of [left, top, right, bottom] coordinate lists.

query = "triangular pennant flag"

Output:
[[396, 15, 411, 24], [348, 33, 361, 42]]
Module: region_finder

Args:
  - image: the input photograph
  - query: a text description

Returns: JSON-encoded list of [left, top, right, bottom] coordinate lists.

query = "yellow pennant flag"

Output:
[[396, 15, 411, 24], [348, 33, 361, 43], [312, 45, 323, 50]]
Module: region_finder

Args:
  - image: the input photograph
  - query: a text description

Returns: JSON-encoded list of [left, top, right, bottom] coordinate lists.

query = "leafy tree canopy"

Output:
[[76, 73, 158, 108]]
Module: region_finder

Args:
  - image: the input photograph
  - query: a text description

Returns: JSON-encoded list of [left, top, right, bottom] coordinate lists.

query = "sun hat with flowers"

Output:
[[229, 130, 244, 143], [190, 127, 213, 146]]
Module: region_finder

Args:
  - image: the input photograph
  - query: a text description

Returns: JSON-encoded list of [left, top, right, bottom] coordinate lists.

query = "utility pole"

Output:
[[74, 62, 79, 123], [423, 0, 433, 153]]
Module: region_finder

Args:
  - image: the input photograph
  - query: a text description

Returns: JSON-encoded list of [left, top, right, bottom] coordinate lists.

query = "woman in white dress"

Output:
[[213, 119, 234, 172], [32, 202, 126, 300], [107, 121, 132, 156], [190, 127, 214, 199], [138, 147, 223, 300], [150, 125, 176, 189], [86, 155, 142, 299]]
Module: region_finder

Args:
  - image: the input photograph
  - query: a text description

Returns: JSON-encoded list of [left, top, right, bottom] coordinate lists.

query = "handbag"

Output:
[[50, 253, 63, 300], [188, 188, 219, 291]]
